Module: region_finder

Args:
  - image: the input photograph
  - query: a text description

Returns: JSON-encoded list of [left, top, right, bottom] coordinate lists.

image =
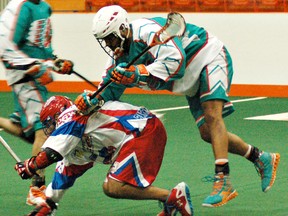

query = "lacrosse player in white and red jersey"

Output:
[[0, 0, 74, 206], [14, 95, 194, 216], [75, 5, 280, 209]]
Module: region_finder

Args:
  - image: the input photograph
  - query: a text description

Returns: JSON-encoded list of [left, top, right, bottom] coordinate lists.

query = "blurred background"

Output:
[[1, 0, 286, 13]]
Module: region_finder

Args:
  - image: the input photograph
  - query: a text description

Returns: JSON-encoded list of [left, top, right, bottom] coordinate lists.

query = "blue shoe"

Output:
[[202, 173, 238, 207], [254, 152, 280, 192], [157, 182, 194, 216]]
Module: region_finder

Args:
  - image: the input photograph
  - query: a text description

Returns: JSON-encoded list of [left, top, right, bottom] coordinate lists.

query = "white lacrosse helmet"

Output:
[[92, 5, 129, 40], [92, 5, 130, 58]]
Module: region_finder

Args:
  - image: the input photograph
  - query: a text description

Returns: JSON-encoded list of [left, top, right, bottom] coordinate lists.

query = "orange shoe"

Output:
[[26, 185, 47, 206], [27, 198, 58, 216], [202, 173, 238, 207]]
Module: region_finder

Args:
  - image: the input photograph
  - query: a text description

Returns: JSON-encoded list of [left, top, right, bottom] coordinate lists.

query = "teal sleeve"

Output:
[[13, 5, 31, 46], [100, 77, 126, 101]]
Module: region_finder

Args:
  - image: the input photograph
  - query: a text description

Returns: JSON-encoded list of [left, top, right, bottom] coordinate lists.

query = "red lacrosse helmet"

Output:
[[40, 95, 73, 136]]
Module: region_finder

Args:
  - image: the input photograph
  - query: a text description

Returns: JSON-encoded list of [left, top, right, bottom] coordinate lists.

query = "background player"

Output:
[[0, 0, 73, 205], [14, 95, 193, 216], [75, 5, 280, 207]]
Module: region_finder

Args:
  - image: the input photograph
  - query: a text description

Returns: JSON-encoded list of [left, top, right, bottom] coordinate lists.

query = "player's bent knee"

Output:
[[103, 186, 119, 198], [199, 124, 211, 143], [200, 132, 211, 143], [102, 181, 122, 198]]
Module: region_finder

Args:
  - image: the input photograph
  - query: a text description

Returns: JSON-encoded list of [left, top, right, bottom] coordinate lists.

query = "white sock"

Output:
[[215, 158, 229, 165], [244, 144, 252, 158]]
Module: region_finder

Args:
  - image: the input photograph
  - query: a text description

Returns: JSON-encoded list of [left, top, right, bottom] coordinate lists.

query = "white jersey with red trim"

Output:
[[42, 101, 154, 166]]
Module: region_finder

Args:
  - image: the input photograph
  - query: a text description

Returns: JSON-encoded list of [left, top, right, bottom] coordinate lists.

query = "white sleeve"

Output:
[[132, 19, 185, 82], [42, 134, 81, 158]]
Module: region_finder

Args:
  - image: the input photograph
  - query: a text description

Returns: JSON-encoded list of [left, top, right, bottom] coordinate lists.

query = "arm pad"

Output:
[[33, 147, 63, 170]]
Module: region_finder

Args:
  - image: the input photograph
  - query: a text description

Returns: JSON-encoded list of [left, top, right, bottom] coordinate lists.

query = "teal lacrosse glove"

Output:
[[111, 62, 149, 85], [74, 90, 103, 115]]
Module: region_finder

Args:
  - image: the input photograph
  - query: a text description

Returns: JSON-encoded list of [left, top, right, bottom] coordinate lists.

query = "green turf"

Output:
[[0, 92, 287, 215]]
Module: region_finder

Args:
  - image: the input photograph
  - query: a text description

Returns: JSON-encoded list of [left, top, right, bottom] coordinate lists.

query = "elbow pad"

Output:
[[34, 147, 63, 170]]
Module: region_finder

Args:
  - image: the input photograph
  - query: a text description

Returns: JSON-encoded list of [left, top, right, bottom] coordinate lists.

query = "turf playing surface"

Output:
[[0, 92, 287, 215]]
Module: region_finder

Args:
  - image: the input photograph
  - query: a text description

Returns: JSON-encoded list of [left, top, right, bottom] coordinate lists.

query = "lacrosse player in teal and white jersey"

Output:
[[75, 5, 281, 210], [0, 0, 74, 206]]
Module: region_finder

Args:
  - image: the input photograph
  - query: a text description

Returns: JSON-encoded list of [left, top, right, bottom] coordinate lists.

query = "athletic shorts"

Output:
[[186, 46, 235, 128], [108, 117, 167, 188], [47, 117, 166, 195], [10, 81, 48, 138]]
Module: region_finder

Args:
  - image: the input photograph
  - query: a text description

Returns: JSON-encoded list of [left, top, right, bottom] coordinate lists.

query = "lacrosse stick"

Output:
[[71, 71, 98, 89], [90, 11, 186, 99], [0, 135, 21, 162]]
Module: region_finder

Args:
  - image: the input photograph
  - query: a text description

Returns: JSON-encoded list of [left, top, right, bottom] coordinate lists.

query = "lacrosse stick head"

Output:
[[40, 96, 73, 136], [153, 12, 186, 46]]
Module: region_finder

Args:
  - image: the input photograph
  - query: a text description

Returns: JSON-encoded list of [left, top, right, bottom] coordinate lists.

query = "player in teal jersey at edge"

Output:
[[0, 0, 74, 206], [75, 5, 281, 211]]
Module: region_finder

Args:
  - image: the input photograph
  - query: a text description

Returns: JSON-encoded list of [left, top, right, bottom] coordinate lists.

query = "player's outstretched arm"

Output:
[[22, 59, 73, 85], [14, 147, 63, 180]]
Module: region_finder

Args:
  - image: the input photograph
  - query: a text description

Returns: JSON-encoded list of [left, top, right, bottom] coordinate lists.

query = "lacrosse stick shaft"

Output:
[[0, 135, 21, 162], [90, 46, 151, 98], [91, 12, 186, 99], [72, 71, 98, 89], [127, 46, 152, 68]]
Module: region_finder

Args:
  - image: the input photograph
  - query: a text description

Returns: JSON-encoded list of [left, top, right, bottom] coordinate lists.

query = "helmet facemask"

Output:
[[92, 5, 130, 59], [95, 23, 129, 59], [40, 95, 73, 137], [42, 115, 57, 137]]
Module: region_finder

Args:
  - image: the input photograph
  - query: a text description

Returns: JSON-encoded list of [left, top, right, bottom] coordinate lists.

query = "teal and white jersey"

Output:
[[0, 0, 54, 85], [100, 16, 224, 99], [173, 21, 224, 97]]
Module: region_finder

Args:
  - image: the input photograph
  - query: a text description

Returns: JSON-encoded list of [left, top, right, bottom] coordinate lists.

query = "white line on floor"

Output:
[[151, 97, 267, 112], [245, 112, 288, 121]]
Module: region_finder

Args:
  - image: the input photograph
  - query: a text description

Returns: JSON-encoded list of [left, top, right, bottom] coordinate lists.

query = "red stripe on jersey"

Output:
[[99, 109, 138, 117], [99, 121, 134, 135]]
